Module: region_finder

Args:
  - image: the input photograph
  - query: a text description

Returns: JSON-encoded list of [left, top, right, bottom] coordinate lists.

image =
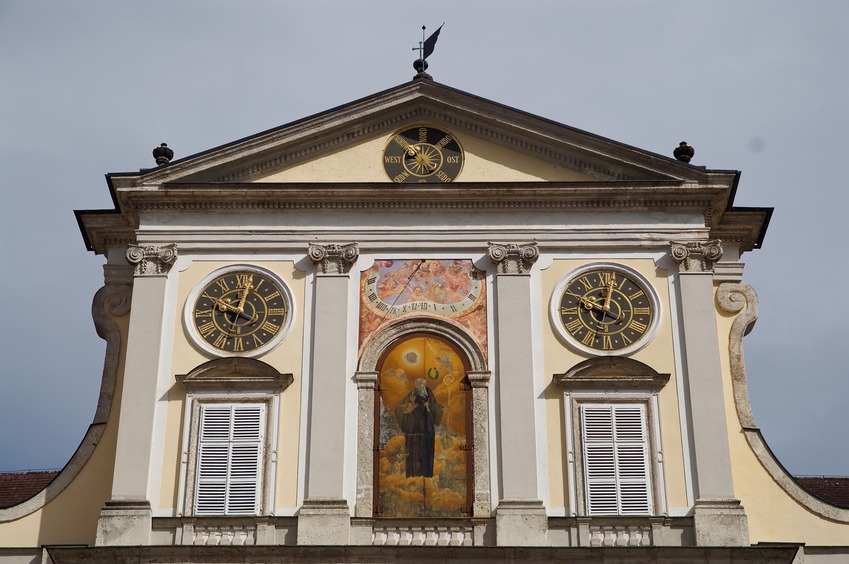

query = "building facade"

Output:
[[1, 79, 847, 562]]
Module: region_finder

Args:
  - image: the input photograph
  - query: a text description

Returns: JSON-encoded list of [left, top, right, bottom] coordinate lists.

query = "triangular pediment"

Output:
[[124, 80, 708, 186]]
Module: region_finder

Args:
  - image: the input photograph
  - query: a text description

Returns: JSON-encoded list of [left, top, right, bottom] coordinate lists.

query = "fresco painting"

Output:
[[377, 335, 470, 518], [358, 259, 488, 359]]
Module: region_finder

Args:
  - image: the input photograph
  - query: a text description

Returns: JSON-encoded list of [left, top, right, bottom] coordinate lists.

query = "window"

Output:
[[554, 356, 669, 518], [581, 403, 652, 516], [195, 403, 265, 516], [176, 357, 293, 518]]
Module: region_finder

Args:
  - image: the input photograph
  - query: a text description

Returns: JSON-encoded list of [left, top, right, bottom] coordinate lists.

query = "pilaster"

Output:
[[670, 240, 748, 546], [96, 244, 177, 546], [353, 371, 378, 518], [487, 242, 547, 546], [298, 243, 358, 545]]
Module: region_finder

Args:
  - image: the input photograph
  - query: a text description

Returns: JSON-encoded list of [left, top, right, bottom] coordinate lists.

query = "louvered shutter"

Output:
[[195, 404, 264, 516], [581, 404, 652, 516]]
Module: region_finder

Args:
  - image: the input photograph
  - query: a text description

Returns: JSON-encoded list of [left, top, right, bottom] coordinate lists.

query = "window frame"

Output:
[[176, 358, 293, 518], [555, 357, 669, 518]]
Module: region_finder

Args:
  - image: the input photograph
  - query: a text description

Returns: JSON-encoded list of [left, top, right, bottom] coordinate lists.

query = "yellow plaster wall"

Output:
[[256, 130, 594, 183], [542, 259, 688, 513], [715, 295, 849, 544], [0, 311, 126, 545], [159, 261, 306, 512]]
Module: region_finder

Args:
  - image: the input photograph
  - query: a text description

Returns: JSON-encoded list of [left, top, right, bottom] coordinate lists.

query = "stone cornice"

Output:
[[119, 80, 713, 188]]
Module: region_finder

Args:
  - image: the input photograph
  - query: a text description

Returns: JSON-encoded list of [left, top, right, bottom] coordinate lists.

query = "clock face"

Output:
[[187, 266, 293, 356], [552, 265, 658, 354], [383, 125, 464, 183]]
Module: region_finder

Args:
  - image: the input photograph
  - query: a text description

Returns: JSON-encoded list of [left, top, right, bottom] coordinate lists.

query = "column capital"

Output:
[[670, 240, 722, 273], [309, 242, 359, 275], [353, 371, 378, 389], [466, 370, 491, 388], [487, 242, 539, 274], [125, 243, 177, 276]]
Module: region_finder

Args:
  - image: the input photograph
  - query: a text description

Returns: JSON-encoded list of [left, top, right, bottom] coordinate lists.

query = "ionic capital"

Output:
[[125, 243, 177, 276], [309, 242, 359, 275], [487, 242, 539, 275], [670, 240, 722, 273]]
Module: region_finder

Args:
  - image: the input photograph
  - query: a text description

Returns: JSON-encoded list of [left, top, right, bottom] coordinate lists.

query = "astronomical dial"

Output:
[[383, 125, 464, 183]]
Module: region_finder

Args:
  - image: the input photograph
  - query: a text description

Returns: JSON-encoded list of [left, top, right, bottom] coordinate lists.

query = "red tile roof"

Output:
[[796, 477, 849, 508], [0, 471, 59, 509]]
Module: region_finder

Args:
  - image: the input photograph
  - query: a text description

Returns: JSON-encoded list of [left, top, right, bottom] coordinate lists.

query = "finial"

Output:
[[412, 23, 444, 80], [673, 141, 694, 163], [153, 143, 174, 166]]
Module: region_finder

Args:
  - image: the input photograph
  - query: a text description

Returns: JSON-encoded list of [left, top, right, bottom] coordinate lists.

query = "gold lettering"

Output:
[[598, 272, 616, 286], [394, 170, 411, 182], [436, 170, 451, 182], [419, 127, 428, 143], [264, 290, 281, 301], [384, 155, 402, 164], [578, 276, 594, 290], [629, 320, 648, 333], [194, 309, 213, 318], [560, 306, 578, 316], [393, 135, 411, 150], [629, 289, 645, 300], [261, 321, 279, 335], [446, 155, 460, 164], [268, 308, 286, 316], [602, 335, 613, 350], [233, 337, 244, 352], [198, 322, 215, 337], [435, 134, 452, 148], [581, 331, 595, 346], [253, 333, 265, 347], [215, 278, 230, 292], [565, 319, 582, 334], [254, 279, 264, 291], [633, 307, 651, 315], [235, 274, 253, 288], [621, 333, 633, 345], [213, 333, 228, 348]]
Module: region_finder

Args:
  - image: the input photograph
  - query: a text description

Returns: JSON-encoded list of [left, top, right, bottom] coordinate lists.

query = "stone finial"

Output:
[[153, 143, 174, 166], [125, 243, 178, 275], [487, 242, 539, 274], [309, 243, 359, 275], [674, 141, 694, 163], [670, 240, 722, 273]]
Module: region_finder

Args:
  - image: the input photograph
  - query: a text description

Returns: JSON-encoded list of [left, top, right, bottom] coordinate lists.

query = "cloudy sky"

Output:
[[1, 1, 846, 477]]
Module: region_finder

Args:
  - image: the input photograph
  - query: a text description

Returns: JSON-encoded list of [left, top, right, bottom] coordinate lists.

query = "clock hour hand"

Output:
[[603, 278, 615, 312]]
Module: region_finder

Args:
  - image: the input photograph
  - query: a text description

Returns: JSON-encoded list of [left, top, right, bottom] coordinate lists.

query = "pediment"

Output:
[[124, 79, 710, 186]]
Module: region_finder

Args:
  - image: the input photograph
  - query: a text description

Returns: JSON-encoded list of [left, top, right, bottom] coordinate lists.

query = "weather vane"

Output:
[[412, 23, 444, 80]]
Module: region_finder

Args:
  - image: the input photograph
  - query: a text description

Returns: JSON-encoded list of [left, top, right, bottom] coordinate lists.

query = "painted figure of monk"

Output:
[[395, 378, 443, 477]]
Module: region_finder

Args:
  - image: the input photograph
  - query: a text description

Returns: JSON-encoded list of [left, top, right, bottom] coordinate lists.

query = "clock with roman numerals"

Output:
[[186, 266, 293, 357], [551, 264, 659, 355]]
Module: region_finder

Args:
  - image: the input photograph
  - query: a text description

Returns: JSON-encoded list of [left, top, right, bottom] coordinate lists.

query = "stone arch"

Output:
[[358, 317, 487, 374], [354, 318, 491, 521]]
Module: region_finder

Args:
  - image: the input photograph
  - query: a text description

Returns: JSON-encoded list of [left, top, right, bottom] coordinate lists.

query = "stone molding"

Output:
[[308, 242, 359, 275], [554, 357, 670, 392], [125, 243, 177, 275], [176, 357, 293, 392], [355, 318, 490, 520], [0, 283, 130, 523], [717, 282, 849, 523], [669, 240, 722, 273], [487, 242, 539, 275]]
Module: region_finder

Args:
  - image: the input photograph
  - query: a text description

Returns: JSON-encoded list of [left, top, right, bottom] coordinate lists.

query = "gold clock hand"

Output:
[[603, 277, 615, 312], [236, 282, 251, 313]]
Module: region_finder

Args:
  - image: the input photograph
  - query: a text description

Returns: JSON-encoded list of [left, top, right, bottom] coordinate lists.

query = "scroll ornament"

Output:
[[125, 243, 178, 276], [309, 242, 359, 275], [487, 242, 539, 275]]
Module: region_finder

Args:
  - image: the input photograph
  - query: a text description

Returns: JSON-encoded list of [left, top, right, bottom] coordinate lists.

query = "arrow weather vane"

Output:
[[412, 23, 444, 79]]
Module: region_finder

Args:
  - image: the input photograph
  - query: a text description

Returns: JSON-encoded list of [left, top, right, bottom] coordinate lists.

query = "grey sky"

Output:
[[1, 1, 846, 476]]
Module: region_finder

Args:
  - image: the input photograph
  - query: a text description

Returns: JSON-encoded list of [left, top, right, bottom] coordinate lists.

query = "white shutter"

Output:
[[581, 404, 652, 516], [194, 404, 264, 516]]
